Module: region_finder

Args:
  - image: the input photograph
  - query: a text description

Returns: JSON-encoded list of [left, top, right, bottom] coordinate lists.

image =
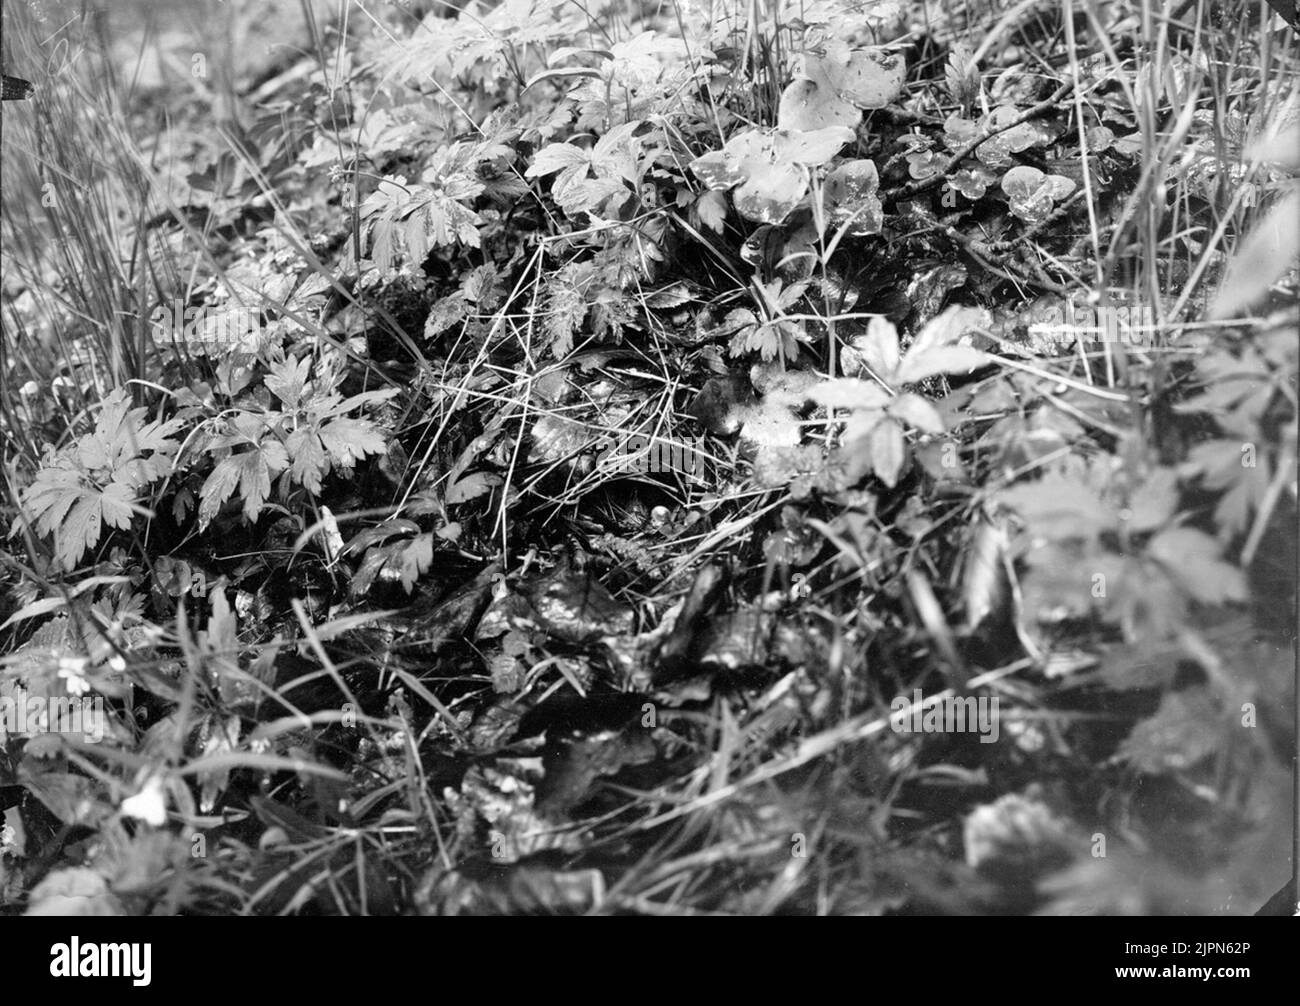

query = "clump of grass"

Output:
[[0, 3, 167, 429]]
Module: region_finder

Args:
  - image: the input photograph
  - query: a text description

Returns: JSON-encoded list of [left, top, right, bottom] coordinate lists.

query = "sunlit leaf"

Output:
[[1209, 190, 1300, 319], [824, 158, 883, 236], [868, 417, 907, 487]]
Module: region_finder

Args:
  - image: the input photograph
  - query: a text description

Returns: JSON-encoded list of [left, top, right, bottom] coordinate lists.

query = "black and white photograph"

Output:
[[0, 0, 1297, 936]]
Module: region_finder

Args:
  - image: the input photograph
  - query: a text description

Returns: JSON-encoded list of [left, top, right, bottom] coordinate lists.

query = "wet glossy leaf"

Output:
[[808, 40, 905, 110], [976, 106, 1058, 168], [906, 149, 944, 180], [824, 158, 883, 235], [943, 114, 981, 150], [949, 162, 998, 199], [525, 560, 634, 643], [690, 127, 854, 224], [1000, 165, 1076, 224], [778, 76, 858, 131]]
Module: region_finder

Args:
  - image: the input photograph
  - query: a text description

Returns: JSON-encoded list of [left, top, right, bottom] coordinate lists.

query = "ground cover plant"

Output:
[[0, 0, 1296, 916]]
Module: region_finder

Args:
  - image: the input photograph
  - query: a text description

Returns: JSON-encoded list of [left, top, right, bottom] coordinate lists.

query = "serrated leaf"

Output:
[[285, 427, 329, 495], [1212, 457, 1270, 539], [945, 42, 979, 107], [446, 471, 503, 505], [59, 495, 103, 570], [888, 393, 945, 433], [1117, 687, 1222, 774], [238, 445, 287, 522], [20, 390, 178, 568], [895, 346, 989, 383], [264, 355, 312, 411], [906, 306, 991, 359], [198, 456, 242, 529], [359, 170, 484, 271], [544, 277, 586, 358], [320, 387, 401, 421], [869, 418, 906, 487], [810, 377, 891, 410], [526, 142, 590, 178], [895, 307, 989, 383], [98, 482, 137, 529], [696, 190, 728, 233], [425, 295, 470, 336], [199, 442, 288, 528], [1126, 468, 1180, 533], [850, 316, 901, 378], [355, 533, 437, 595], [999, 474, 1112, 542], [319, 418, 387, 470], [205, 587, 238, 659], [1147, 527, 1248, 604]]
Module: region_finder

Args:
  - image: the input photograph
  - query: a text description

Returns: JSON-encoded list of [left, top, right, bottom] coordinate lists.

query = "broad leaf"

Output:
[[894, 307, 990, 384], [782, 41, 904, 132], [690, 127, 854, 224], [1147, 527, 1248, 604], [1208, 189, 1300, 319], [810, 377, 891, 410], [824, 159, 883, 236], [446, 471, 503, 504], [888, 393, 945, 433], [1001, 165, 1076, 224], [868, 418, 907, 487]]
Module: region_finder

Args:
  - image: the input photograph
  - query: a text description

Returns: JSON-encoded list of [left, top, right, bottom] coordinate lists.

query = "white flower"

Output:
[[121, 775, 167, 826], [19, 380, 39, 398], [57, 656, 92, 696]]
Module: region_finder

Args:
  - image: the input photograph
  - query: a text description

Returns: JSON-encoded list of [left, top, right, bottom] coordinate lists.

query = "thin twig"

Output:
[[884, 81, 1077, 203]]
